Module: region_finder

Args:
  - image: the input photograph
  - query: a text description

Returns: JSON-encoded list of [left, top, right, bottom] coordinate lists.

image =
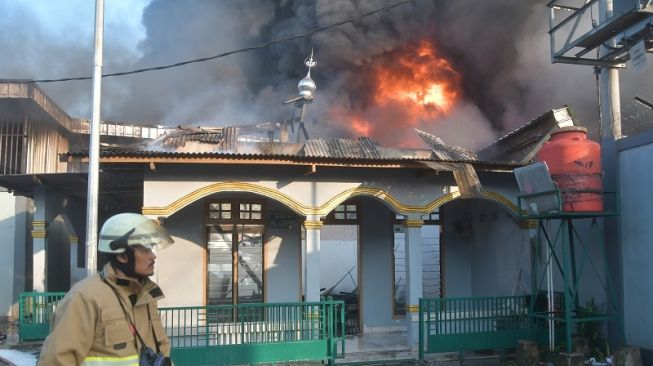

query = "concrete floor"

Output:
[[336, 331, 504, 365], [0, 330, 507, 366]]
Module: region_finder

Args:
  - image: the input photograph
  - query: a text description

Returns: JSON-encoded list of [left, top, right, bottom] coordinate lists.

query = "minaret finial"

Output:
[[298, 49, 317, 98], [304, 48, 317, 77]]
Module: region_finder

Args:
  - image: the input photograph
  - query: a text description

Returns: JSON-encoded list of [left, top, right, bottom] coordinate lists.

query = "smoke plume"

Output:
[[1, 0, 652, 148]]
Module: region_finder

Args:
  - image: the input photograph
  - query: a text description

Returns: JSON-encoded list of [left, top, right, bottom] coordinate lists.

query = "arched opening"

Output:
[[46, 213, 77, 291], [320, 199, 362, 335], [320, 195, 413, 336], [155, 191, 304, 308]]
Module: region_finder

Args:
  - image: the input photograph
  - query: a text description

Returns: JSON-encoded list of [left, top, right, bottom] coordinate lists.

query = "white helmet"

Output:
[[98, 213, 174, 254]]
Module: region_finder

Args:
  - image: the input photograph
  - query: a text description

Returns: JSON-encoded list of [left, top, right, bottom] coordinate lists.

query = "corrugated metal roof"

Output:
[[415, 129, 478, 161], [64, 126, 530, 170], [64, 146, 525, 172], [477, 106, 574, 162], [303, 137, 382, 159], [145, 127, 234, 150]]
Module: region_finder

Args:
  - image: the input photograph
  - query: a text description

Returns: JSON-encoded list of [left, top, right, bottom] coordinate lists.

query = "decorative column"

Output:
[[303, 216, 323, 302], [404, 215, 424, 348], [31, 187, 48, 292], [69, 235, 82, 285], [31, 220, 48, 292]]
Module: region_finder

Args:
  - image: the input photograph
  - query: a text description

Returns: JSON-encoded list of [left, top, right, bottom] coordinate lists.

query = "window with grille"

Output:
[[209, 202, 232, 220], [0, 120, 26, 175], [239, 203, 263, 220], [324, 201, 359, 224], [206, 200, 265, 307], [208, 201, 264, 223]]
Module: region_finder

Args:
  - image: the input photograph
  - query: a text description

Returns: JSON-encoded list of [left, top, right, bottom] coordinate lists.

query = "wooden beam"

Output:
[[304, 164, 317, 175]]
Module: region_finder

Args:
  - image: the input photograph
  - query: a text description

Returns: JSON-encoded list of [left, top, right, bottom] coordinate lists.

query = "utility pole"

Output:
[[85, 0, 104, 276], [599, 0, 622, 140]]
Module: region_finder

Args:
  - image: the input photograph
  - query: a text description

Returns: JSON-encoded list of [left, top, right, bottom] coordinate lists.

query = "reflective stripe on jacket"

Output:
[[37, 263, 171, 366], [82, 354, 139, 366]]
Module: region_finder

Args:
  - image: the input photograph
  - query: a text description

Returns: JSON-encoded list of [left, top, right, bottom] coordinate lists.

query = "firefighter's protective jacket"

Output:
[[37, 263, 171, 366]]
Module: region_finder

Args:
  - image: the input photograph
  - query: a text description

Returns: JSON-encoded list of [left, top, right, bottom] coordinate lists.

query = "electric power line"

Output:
[[24, 0, 414, 84]]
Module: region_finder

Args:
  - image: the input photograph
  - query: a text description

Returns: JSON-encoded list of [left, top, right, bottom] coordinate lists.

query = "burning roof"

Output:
[[477, 107, 575, 163], [63, 105, 573, 170]]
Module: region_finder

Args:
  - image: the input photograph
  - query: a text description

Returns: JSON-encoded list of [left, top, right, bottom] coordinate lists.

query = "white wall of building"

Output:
[[155, 200, 205, 307], [0, 192, 29, 320], [142, 166, 520, 220], [443, 198, 530, 298], [265, 201, 301, 303]]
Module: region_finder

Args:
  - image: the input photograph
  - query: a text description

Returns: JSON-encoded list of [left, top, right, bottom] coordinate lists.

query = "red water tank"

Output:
[[536, 126, 603, 212]]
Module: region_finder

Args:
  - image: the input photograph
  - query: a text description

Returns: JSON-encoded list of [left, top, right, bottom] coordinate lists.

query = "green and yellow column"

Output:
[[31, 187, 48, 292], [404, 215, 424, 348], [303, 217, 323, 302]]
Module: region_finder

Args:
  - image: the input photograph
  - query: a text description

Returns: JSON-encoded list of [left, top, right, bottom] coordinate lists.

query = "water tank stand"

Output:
[[525, 211, 620, 354]]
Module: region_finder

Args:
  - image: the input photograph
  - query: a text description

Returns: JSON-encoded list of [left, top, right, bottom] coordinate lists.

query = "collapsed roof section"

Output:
[[61, 107, 577, 176], [69, 106, 572, 165], [415, 129, 482, 198], [477, 106, 575, 163]]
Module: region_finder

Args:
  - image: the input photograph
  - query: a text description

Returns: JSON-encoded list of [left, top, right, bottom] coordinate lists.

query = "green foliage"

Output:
[[576, 298, 610, 361]]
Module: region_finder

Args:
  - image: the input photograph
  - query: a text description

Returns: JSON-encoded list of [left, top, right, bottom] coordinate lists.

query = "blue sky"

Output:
[[4, 0, 151, 60], [0, 0, 153, 116]]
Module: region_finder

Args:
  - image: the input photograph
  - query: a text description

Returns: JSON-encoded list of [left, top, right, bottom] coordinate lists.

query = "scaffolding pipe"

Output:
[[85, 0, 104, 277], [546, 221, 555, 351], [599, 0, 622, 139]]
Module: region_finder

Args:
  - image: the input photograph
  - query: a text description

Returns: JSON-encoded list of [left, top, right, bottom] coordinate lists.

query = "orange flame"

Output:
[[329, 40, 462, 147], [351, 116, 372, 136], [374, 41, 460, 115]]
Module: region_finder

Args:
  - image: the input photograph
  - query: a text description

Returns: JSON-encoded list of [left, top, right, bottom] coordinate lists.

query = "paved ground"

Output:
[[0, 323, 510, 366]]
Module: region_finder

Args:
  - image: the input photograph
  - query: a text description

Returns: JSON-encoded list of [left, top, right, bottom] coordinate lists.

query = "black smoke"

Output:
[[1, 0, 651, 148]]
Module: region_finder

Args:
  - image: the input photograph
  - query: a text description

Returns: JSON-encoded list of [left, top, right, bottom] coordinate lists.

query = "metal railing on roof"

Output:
[[70, 119, 172, 139]]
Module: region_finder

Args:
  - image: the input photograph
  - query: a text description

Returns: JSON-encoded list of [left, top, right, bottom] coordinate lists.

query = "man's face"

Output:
[[132, 245, 157, 277]]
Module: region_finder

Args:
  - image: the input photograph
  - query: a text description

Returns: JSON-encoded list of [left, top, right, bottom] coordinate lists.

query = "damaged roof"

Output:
[[477, 106, 575, 163], [65, 128, 520, 170], [64, 106, 577, 169], [415, 129, 478, 161]]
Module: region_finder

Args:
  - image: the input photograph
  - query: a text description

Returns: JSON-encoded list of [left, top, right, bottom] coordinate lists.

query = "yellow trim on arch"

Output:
[[314, 187, 462, 215], [142, 182, 311, 217], [482, 191, 520, 214], [141, 182, 521, 218]]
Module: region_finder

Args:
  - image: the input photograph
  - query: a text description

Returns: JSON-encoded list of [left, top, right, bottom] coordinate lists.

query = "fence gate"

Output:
[[160, 299, 345, 366], [18, 292, 66, 342], [419, 296, 562, 361], [18, 293, 345, 366]]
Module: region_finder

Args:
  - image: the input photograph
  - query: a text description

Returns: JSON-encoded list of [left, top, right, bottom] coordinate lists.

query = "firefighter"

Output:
[[38, 213, 174, 366]]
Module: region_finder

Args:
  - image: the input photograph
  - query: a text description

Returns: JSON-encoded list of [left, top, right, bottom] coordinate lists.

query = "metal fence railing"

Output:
[[161, 299, 345, 365], [18, 292, 345, 366], [18, 292, 66, 342], [419, 295, 560, 361]]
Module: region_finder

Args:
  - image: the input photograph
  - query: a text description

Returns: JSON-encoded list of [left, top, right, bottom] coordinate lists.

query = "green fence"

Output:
[[419, 296, 562, 361], [18, 292, 345, 366], [160, 299, 346, 366], [19, 292, 345, 365], [18, 292, 66, 342]]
